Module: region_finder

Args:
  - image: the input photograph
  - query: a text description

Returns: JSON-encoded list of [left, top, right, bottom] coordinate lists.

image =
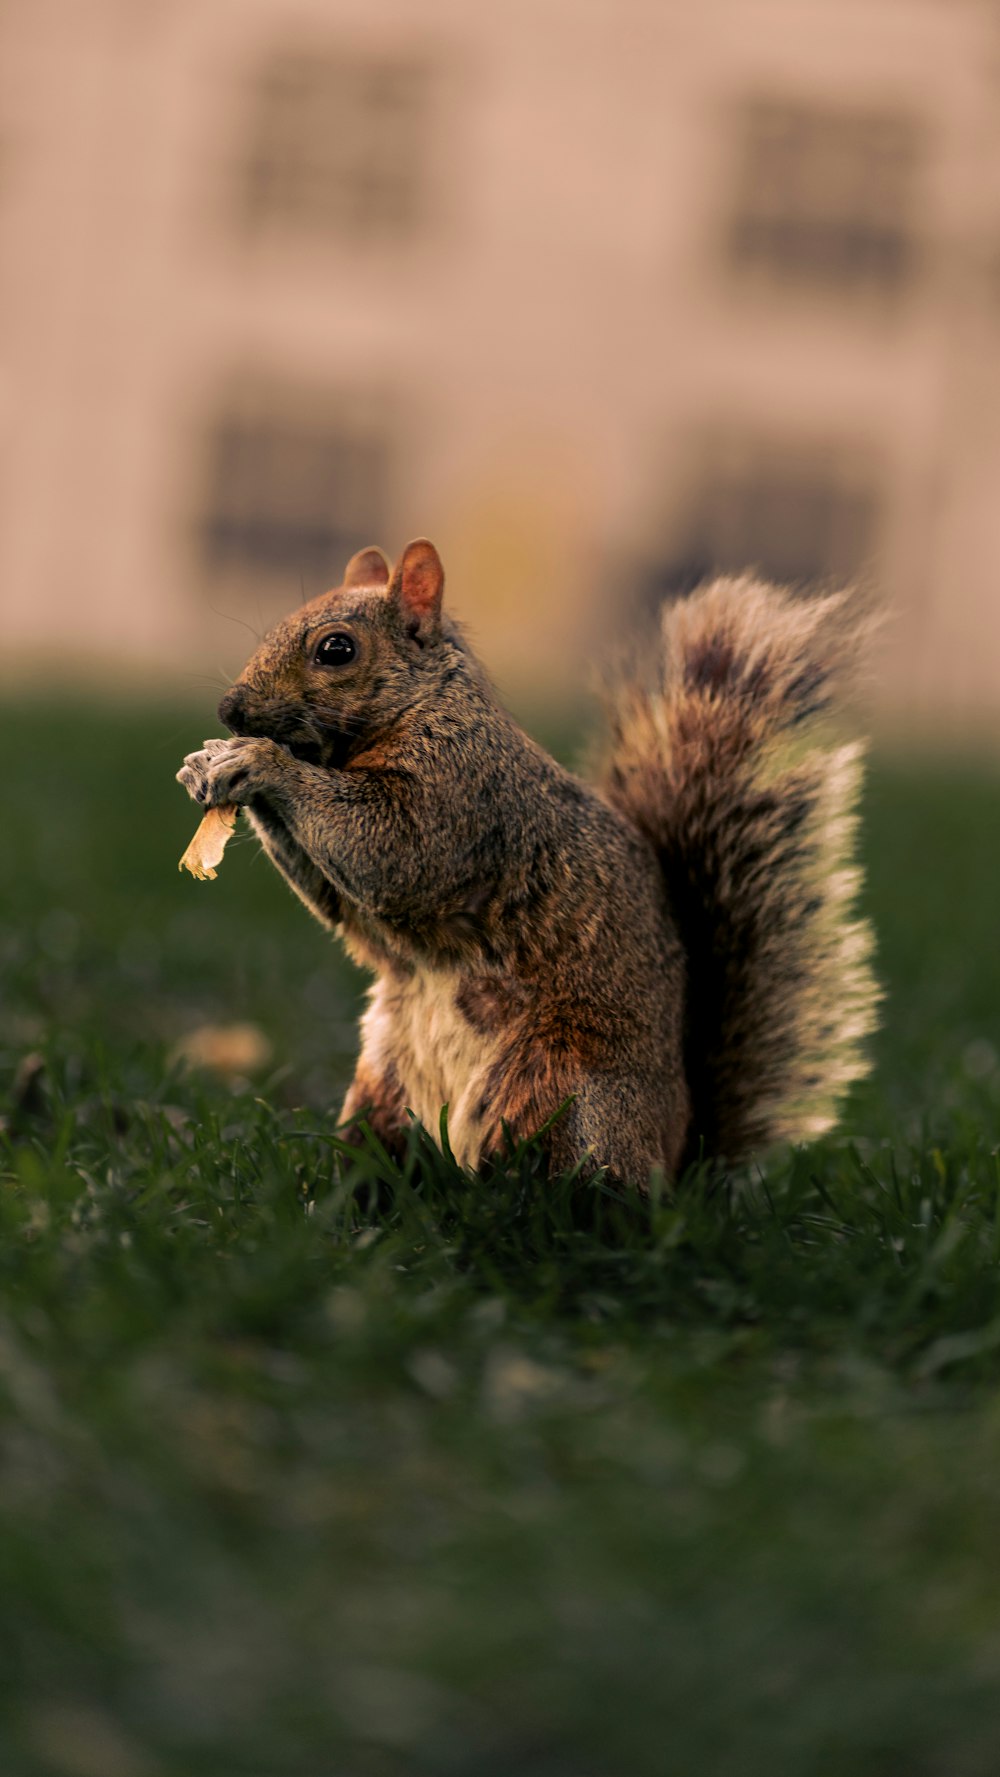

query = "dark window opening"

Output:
[[643, 432, 882, 605], [197, 383, 391, 591], [726, 97, 924, 298], [238, 47, 434, 243]]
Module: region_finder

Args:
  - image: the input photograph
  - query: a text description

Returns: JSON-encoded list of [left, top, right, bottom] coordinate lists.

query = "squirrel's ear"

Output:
[[342, 546, 391, 589], [388, 539, 444, 643]]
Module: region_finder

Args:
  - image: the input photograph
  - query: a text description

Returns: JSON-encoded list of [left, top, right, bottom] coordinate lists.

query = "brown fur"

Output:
[[177, 544, 878, 1187], [339, 1055, 408, 1160], [598, 575, 880, 1162], [455, 976, 529, 1036]]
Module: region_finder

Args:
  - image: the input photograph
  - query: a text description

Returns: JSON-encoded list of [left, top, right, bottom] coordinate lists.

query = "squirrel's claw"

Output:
[[177, 735, 282, 809]]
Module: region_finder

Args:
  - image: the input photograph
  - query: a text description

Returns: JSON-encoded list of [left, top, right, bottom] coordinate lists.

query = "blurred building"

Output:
[[1, 0, 999, 722]]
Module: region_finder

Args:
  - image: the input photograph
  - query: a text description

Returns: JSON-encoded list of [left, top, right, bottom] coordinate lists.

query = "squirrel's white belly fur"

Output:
[[359, 971, 503, 1169]]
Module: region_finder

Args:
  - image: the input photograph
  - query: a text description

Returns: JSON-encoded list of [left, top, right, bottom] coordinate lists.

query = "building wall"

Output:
[[1, 0, 998, 720]]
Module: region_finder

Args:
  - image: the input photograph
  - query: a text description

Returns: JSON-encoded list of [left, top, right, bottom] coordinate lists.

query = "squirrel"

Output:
[[176, 539, 879, 1187]]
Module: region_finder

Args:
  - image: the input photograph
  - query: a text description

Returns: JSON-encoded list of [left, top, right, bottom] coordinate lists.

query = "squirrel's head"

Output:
[[217, 539, 454, 765]]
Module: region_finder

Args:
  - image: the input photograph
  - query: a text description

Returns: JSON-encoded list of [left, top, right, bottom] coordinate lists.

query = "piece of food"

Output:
[[178, 804, 238, 881], [169, 1021, 272, 1078]]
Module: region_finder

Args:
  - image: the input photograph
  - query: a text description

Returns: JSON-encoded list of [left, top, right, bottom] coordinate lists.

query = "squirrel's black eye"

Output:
[[314, 632, 357, 667]]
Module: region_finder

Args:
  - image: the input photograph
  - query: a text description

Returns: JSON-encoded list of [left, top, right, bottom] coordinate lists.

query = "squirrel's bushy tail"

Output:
[[599, 575, 879, 1166]]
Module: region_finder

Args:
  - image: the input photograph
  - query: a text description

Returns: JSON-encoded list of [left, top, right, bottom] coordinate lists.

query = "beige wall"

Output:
[[1, 0, 999, 721]]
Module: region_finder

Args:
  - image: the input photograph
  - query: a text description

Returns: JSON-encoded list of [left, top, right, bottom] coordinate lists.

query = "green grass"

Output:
[[2, 696, 1000, 1777]]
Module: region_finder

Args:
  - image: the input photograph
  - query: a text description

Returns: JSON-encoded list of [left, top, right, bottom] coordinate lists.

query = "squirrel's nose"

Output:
[[218, 687, 247, 734]]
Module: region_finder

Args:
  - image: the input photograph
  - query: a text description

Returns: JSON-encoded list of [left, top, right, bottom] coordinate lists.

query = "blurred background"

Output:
[[2, 0, 1000, 724]]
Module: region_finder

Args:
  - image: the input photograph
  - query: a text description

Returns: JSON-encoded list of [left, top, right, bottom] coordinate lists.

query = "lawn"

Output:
[[2, 695, 1000, 1777]]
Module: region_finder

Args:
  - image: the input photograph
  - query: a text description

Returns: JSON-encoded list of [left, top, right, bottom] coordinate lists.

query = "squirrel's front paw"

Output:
[[176, 736, 285, 808]]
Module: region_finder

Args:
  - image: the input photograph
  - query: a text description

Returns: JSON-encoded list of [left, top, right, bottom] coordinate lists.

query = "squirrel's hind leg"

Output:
[[338, 1058, 410, 1168], [543, 1071, 689, 1194]]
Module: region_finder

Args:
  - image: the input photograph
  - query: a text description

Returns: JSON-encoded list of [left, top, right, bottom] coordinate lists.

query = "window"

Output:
[[239, 48, 434, 243], [645, 431, 882, 598], [197, 381, 392, 591], [727, 97, 924, 297]]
